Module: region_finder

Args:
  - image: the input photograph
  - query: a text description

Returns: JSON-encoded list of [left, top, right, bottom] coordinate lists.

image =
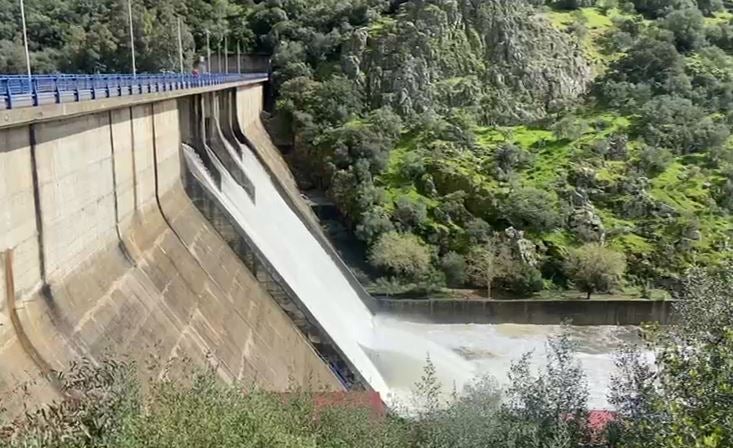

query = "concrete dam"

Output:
[[0, 77, 471, 416]]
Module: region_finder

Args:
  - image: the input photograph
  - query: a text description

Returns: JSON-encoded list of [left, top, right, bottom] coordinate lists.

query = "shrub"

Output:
[[636, 145, 674, 176], [502, 188, 562, 233], [551, 115, 588, 141], [368, 232, 432, 281], [393, 195, 429, 231], [440, 252, 467, 287], [565, 243, 626, 299]]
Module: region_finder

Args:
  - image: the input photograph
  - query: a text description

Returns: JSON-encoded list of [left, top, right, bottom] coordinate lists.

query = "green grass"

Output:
[[382, 108, 732, 286], [544, 7, 616, 30], [541, 7, 632, 71], [366, 16, 396, 36], [650, 161, 711, 213], [704, 9, 733, 25]]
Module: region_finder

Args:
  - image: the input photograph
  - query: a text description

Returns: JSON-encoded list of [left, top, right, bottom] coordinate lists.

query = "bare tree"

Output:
[[466, 235, 510, 298]]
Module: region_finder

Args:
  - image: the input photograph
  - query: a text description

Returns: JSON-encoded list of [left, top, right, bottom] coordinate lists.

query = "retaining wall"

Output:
[[0, 85, 340, 418], [377, 299, 675, 325]]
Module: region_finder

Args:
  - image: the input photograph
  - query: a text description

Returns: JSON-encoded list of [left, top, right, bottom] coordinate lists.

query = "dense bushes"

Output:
[[4, 265, 732, 447], [265, 0, 733, 298]]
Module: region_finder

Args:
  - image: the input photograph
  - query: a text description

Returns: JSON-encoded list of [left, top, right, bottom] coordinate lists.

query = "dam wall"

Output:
[[0, 84, 341, 417], [378, 298, 675, 325], [233, 86, 379, 313]]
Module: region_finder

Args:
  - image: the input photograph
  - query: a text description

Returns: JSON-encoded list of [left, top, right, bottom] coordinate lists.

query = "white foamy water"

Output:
[[183, 137, 642, 410], [183, 139, 475, 401], [375, 316, 646, 409]]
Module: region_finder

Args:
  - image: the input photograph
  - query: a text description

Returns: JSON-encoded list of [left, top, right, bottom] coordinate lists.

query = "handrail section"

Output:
[[0, 73, 268, 110]]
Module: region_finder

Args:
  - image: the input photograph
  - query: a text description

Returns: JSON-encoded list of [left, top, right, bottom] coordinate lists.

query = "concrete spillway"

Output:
[[182, 94, 475, 400]]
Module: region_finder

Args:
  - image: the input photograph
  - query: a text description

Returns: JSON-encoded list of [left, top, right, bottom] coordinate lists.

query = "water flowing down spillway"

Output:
[[183, 135, 645, 410], [183, 138, 475, 403]]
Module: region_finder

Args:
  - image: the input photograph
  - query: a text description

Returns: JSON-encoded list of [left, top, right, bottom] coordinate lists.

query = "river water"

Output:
[[372, 316, 644, 409], [182, 135, 641, 411]]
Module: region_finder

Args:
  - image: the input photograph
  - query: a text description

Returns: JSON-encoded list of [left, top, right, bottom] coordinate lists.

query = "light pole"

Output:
[[205, 29, 211, 73], [177, 17, 184, 73], [127, 0, 136, 76], [217, 37, 222, 73], [224, 35, 229, 73], [19, 0, 31, 81], [237, 40, 241, 74]]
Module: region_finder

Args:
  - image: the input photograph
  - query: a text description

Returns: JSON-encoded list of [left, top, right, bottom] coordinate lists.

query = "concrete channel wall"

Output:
[[0, 83, 341, 418], [378, 298, 675, 325]]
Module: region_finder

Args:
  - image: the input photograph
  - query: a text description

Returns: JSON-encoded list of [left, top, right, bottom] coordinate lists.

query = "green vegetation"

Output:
[[6, 1, 732, 299], [260, 0, 733, 298], [3, 265, 733, 447], [565, 243, 627, 299]]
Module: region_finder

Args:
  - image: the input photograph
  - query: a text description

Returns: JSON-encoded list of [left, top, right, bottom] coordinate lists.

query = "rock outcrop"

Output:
[[343, 0, 593, 124]]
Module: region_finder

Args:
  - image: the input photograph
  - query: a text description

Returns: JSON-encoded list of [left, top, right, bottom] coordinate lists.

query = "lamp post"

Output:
[[127, 0, 136, 76], [19, 0, 31, 81], [224, 35, 228, 73], [237, 40, 241, 74], [217, 38, 222, 73], [177, 17, 184, 73], [205, 29, 211, 73]]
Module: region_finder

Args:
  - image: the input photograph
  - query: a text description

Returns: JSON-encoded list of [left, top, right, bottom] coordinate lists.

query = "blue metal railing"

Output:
[[0, 72, 268, 110]]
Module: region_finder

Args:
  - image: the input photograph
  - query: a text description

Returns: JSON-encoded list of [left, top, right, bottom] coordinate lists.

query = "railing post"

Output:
[[54, 76, 61, 104], [73, 76, 80, 103], [4, 81, 12, 109], [31, 78, 37, 106]]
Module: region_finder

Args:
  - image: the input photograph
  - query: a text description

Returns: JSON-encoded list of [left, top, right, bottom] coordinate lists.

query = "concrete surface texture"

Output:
[[0, 86, 341, 418]]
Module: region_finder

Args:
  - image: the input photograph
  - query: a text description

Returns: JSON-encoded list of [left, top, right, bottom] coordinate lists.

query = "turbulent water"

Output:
[[183, 136, 640, 410], [373, 316, 646, 409]]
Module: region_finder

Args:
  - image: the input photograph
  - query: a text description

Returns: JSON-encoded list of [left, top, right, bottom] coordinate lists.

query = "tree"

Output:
[[611, 263, 733, 447], [565, 244, 626, 299], [440, 252, 467, 287], [636, 95, 729, 154], [636, 144, 673, 176], [551, 115, 588, 141], [604, 36, 683, 92], [504, 329, 589, 444], [502, 188, 562, 234], [368, 232, 432, 281], [660, 7, 706, 52], [696, 0, 723, 16], [630, 0, 696, 18], [393, 195, 429, 231], [465, 236, 510, 298]]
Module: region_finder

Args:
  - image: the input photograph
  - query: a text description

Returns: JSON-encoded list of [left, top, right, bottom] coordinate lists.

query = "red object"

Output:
[[275, 391, 387, 419], [587, 410, 617, 432], [311, 392, 386, 418]]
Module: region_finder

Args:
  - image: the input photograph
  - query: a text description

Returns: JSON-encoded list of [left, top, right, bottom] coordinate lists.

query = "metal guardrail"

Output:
[[0, 73, 269, 110]]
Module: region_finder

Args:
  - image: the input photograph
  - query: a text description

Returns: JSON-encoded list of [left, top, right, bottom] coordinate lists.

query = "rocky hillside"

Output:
[[262, 0, 733, 298], [345, 0, 593, 123]]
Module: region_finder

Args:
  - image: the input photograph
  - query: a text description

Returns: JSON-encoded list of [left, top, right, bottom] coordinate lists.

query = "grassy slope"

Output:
[[371, 6, 733, 296]]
